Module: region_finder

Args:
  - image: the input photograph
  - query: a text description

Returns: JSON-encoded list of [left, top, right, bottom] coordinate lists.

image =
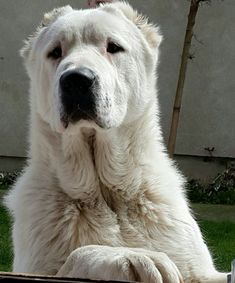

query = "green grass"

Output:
[[0, 201, 12, 271], [192, 203, 235, 223], [192, 203, 235, 271], [199, 220, 235, 272], [0, 197, 234, 273]]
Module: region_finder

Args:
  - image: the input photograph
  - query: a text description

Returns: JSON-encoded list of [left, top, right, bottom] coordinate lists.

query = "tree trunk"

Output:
[[167, 0, 201, 158]]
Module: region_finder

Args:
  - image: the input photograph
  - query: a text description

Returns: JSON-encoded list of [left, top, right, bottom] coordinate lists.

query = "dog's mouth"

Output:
[[61, 109, 98, 128], [59, 67, 104, 129]]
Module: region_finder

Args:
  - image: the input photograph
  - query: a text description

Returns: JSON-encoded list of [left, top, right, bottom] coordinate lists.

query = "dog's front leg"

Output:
[[57, 245, 183, 283]]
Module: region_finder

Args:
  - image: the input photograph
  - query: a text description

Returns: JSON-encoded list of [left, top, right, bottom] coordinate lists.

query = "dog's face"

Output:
[[21, 3, 162, 133]]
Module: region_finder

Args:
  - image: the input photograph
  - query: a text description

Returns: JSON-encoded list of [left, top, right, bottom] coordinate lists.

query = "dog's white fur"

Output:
[[5, 2, 227, 282]]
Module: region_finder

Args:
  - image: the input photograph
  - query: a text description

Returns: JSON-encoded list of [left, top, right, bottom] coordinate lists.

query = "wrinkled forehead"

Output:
[[44, 9, 136, 47]]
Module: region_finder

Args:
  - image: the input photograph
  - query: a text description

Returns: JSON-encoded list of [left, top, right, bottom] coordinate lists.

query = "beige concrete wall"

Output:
[[0, 0, 234, 179]]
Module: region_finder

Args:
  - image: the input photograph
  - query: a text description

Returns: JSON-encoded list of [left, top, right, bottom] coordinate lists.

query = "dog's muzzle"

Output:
[[60, 67, 98, 124]]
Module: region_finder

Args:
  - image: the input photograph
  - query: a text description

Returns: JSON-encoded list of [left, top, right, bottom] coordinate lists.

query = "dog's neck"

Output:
[[29, 101, 166, 201]]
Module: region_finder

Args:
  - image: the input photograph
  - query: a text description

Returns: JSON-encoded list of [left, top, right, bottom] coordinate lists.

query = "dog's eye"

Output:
[[48, 46, 62, 60], [107, 42, 124, 54]]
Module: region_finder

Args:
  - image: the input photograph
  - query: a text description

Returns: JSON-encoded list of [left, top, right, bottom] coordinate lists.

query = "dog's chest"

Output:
[[39, 185, 160, 252], [21, 180, 169, 275], [55, 184, 165, 251], [34, 132, 172, 271]]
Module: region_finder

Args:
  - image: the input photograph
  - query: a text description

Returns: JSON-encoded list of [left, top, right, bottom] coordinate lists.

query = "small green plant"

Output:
[[187, 167, 235, 205], [0, 171, 20, 190]]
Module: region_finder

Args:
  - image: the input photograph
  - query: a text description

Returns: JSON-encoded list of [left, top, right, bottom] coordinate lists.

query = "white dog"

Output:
[[5, 2, 227, 282]]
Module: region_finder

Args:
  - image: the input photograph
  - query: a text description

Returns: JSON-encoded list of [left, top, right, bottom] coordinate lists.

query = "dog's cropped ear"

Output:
[[41, 5, 73, 27], [103, 2, 162, 50], [20, 5, 73, 60]]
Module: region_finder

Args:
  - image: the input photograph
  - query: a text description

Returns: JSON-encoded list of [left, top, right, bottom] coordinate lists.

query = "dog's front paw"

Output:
[[57, 245, 183, 283]]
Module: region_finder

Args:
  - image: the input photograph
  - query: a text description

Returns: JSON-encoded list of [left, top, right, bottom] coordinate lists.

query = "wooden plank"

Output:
[[0, 272, 135, 283]]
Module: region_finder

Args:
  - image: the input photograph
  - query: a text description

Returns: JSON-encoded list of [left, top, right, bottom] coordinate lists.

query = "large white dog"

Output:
[[5, 2, 227, 282]]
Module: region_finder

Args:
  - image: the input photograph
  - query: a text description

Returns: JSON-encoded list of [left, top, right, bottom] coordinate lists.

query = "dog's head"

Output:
[[21, 2, 162, 133]]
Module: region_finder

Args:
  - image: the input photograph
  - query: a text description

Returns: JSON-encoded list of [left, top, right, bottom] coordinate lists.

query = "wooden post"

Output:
[[167, 0, 201, 158]]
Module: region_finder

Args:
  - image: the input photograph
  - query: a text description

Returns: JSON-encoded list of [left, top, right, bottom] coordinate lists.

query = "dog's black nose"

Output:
[[60, 67, 97, 119]]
